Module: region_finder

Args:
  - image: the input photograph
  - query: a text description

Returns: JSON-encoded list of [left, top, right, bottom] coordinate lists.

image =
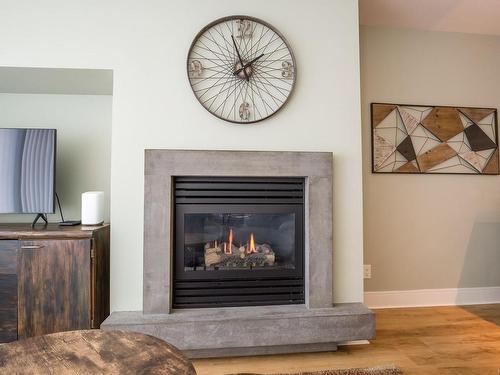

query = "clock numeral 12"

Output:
[[236, 19, 253, 38]]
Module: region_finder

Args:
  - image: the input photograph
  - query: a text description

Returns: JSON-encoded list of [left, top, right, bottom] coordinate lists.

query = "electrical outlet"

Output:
[[363, 264, 371, 279]]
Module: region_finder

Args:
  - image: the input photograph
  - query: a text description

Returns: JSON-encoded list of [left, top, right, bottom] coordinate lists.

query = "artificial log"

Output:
[[204, 242, 275, 268]]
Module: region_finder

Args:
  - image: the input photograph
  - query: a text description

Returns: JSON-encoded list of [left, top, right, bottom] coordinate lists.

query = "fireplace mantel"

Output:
[[102, 150, 374, 358], [143, 150, 334, 314]]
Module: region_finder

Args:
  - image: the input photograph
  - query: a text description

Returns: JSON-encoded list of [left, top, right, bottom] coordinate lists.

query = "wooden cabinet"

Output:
[[18, 239, 91, 338], [0, 224, 109, 343], [0, 240, 18, 342]]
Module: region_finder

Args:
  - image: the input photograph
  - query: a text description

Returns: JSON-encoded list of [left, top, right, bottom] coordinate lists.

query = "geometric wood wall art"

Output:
[[371, 103, 499, 174]]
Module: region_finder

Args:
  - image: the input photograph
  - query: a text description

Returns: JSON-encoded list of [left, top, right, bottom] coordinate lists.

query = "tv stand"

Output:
[[0, 223, 110, 342], [32, 214, 48, 228]]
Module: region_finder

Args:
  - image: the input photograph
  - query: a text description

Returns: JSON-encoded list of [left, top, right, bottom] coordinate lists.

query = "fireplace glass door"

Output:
[[177, 206, 303, 279]]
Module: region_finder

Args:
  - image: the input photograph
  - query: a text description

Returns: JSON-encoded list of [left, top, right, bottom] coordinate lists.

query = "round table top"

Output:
[[0, 329, 197, 374]]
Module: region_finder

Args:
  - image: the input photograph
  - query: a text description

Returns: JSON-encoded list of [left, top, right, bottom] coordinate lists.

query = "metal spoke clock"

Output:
[[187, 15, 296, 124]]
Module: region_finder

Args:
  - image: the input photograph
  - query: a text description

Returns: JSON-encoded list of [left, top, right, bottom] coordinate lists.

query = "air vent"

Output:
[[174, 177, 304, 205]]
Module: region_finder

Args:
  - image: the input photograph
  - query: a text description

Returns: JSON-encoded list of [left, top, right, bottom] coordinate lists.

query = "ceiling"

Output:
[[359, 0, 500, 36]]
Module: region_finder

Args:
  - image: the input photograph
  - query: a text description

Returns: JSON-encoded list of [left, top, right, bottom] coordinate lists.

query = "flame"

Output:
[[248, 233, 256, 253], [226, 228, 233, 254]]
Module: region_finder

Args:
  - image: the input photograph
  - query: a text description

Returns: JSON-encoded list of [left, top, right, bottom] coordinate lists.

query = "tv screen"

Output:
[[0, 128, 56, 214]]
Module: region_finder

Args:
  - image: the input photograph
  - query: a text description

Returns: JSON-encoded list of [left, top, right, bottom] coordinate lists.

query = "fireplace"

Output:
[[102, 150, 375, 358], [173, 177, 305, 308]]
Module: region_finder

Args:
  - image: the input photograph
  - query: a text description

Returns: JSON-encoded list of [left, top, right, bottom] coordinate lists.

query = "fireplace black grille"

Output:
[[174, 278, 304, 308], [174, 176, 304, 205], [173, 177, 305, 309]]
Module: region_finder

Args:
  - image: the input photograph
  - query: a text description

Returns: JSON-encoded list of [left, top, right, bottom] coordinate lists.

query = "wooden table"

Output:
[[0, 329, 197, 374]]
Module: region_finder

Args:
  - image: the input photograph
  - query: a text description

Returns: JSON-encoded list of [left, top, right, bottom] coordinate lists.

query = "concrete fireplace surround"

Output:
[[102, 150, 374, 358]]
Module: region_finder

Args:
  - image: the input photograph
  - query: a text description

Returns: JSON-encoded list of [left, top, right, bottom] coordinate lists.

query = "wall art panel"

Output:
[[371, 103, 499, 174]]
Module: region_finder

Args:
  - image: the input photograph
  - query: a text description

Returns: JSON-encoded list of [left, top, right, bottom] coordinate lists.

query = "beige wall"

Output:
[[361, 26, 500, 292], [1, 0, 364, 311], [0, 93, 112, 223]]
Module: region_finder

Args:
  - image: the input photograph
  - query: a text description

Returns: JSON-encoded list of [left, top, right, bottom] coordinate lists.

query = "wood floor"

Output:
[[192, 304, 500, 375]]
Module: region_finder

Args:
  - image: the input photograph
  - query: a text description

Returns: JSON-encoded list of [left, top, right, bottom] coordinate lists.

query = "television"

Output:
[[0, 128, 56, 215]]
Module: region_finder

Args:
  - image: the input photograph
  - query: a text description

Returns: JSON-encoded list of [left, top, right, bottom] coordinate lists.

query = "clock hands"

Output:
[[233, 53, 264, 76], [231, 34, 249, 82]]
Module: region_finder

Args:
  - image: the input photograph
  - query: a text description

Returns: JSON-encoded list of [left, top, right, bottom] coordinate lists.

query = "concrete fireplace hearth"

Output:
[[102, 150, 374, 358]]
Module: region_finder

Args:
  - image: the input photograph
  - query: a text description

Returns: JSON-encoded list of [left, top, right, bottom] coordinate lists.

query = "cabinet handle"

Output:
[[21, 245, 45, 249]]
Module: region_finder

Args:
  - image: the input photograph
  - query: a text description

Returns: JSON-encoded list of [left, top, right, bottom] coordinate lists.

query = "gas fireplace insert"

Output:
[[173, 176, 305, 308]]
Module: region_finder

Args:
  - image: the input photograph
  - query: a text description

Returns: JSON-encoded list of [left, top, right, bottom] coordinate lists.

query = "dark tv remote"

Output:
[[59, 220, 82, 226]]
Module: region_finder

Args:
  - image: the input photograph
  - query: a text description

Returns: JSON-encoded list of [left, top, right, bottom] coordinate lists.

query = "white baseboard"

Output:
[[364, 286, 500, 309]]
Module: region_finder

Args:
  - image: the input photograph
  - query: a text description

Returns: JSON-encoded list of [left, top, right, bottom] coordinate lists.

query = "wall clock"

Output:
[[187, 15, 296, 124]]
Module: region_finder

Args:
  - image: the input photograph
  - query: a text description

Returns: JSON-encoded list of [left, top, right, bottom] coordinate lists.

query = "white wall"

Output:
[[0, 94, 112, 223], [361, 26, 500, 292], [0, 0, 364, 311]]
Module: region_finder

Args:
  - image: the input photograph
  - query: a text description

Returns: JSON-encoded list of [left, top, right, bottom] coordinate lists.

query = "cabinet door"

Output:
[[0, 240, 18, 343], [18, 239, 91, 338]]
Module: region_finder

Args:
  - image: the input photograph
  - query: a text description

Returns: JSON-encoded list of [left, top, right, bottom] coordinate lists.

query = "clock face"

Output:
[[187, 16, 296, 124]]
